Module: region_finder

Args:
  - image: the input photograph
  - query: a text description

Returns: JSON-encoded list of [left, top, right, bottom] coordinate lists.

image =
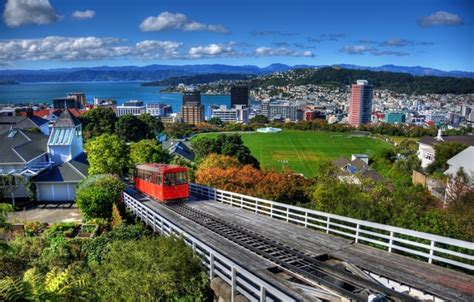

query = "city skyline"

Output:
[[0, 0, 472, 71]]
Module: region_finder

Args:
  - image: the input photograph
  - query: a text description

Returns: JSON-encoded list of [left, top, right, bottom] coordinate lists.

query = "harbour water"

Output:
[[0, 82, 230, 113]]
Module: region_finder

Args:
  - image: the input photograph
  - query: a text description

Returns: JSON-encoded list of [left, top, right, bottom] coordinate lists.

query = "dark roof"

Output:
[[169, 141, 195, 161], [360, 169, 384, 182], [0, 116, 49, 134], [33, 153, 88, 182], [419, 135, 474, 147], [53, 109, 81, 128], [332, 157, 351, 169], [351, 158, 369, 170], [0, 130, 48, 164]]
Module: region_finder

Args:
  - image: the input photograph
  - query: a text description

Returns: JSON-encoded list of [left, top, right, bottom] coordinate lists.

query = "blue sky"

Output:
[[1, 0, 472, 71]]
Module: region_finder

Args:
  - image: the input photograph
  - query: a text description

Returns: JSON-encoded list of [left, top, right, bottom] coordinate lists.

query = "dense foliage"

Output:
[[79, 108, 117, 140], [76, 174, 124, 220], [84, 134, 130, 175], [426, 142, 469, 174], [251, 67, 474, 94], [129, 139, 171, 167], [196, 154, 312, 204], [193, 134, 260, 168], [0, 223, 209, 301], [115, 114, 151, 142], [94, 237, 208, 301]]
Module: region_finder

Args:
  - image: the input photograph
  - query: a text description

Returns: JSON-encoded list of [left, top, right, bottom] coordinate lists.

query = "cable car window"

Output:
[[164, 173, 175, 186], [175, 172, 187, 185], [156, 173, 163, 184]]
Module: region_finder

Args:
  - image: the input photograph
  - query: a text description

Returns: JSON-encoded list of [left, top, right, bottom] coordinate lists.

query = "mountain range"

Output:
[[0, 63, 472, 83]]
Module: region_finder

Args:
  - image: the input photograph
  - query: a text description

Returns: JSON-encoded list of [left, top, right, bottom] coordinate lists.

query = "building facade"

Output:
[[146, 103, 172, 118], [264, 100, 303, 121], [384, 111, 406, 124], [230, 85, 249, 107], [348, 80, 373, 127], [211, 105, 249, 123], [116, 100, 146, 117], [181, 87, 204, 124], [53, 98, 81, 110]]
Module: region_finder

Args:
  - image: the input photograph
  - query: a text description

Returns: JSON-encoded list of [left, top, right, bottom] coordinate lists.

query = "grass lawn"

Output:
[[194, 130, 394, 177]]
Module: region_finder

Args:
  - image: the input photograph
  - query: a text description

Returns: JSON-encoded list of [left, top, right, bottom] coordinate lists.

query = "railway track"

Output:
[[165, 201, 419, 302]]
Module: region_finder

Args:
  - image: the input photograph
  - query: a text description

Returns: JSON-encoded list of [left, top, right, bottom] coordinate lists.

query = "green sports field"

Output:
[[194, 130, 393, 177]]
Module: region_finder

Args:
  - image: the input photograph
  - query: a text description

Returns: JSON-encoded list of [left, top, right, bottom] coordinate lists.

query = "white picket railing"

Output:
[[189, 183, 474, 272], [123, 191, 297, 302]]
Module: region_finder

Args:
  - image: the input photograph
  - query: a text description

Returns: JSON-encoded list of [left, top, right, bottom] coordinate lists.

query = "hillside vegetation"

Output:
[[250, 67, 474, 94]]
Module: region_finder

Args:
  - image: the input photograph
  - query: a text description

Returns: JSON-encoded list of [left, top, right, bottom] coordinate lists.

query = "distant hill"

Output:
[[142, 73, 255, 86], [250, 67, 474, 94], [0, 63, 472, 83]]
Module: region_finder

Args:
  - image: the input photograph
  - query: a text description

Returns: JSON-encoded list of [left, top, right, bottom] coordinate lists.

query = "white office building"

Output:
[[116, 100, 146, 117], [146, 103, 172, 117], [211, 105, 249, 123]]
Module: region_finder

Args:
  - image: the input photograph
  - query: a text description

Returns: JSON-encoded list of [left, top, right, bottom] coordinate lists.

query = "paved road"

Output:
[[8, 203, 82, 224]]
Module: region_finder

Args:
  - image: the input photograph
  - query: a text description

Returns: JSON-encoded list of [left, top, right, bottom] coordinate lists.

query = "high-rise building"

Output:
[[348, 80, 373, 127], [183, 86, 201, 106], [53, 97, 81, 109], [67, 93, 86, 108], [181, 87, 204, 124], [230, 85, 249, 108], [146, 103, 172, 118], [263, 100, 304, 121]]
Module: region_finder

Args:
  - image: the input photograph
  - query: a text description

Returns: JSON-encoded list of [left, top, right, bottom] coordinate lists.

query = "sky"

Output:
[[0, 0, 472, 71]]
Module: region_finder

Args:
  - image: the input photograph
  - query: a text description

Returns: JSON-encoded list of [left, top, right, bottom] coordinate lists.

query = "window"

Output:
[[175, 172, 187, 185], [164, 173, 175, 186]]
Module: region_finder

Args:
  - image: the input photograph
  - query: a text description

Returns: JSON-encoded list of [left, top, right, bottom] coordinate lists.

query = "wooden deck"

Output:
[[187, 198, 474, 302]]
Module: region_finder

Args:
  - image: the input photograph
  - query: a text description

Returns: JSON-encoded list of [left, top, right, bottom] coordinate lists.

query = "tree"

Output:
[[93, 236, 208, 301], [76, 174, 124, 220], [208, 117, 223, 126], [129, 139, 171, 167], [426, 142, 468, 174], [198, 154, 242, 171], [139, 113, 164, 137], [0, 203, 13, 253], [79, 108, 117, 140], [249, 115, 268, 124], [84, 134, 129, 176], [0, 175, 20, 206], [115, 114, 149, 142], [192, 134, 260, 168]]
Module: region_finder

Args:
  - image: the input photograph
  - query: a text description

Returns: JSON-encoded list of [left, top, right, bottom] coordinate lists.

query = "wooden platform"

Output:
[[141, 198, 317, 301], [186, 198, 474, 302]]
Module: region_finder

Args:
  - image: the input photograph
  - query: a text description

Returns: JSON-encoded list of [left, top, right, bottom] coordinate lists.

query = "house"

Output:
[[0, 115, 50, 135], [418, 130, 474, 169], [162, 139, 195, 162], [332, 155, 384, 184], [0, 109, 88, 203], [444, 146, 474, 202]]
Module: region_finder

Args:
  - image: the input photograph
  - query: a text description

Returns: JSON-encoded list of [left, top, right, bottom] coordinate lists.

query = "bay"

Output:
[[0, 82, 230, 114]]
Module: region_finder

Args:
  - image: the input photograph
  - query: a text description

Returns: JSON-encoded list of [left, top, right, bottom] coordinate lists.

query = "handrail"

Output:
[[189, 183, 474, 271], [123, 191, 297, 302]]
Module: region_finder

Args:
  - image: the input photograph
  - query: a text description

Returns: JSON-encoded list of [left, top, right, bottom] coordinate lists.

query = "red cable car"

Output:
[[133, 163, 189, 202]]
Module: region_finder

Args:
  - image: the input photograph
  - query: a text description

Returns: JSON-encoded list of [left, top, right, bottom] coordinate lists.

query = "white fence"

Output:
[[123, 191, 297, 302], [189, 183, 474, 272]]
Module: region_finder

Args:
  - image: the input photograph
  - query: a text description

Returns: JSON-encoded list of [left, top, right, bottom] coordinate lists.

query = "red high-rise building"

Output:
[[348, 80, 373, 127]]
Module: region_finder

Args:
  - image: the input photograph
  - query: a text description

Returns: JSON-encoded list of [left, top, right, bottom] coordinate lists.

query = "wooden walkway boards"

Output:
[[141, 198, 316, 301], [187, 198, 474, 301]]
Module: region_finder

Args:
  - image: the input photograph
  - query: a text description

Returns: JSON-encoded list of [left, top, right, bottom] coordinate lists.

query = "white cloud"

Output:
[[0, 36, 184, 64], [139, 11, 229, 33], [340, 45, 373, 54], [187, 43, 235, 58], [254, 47, 314, 57], [418, 11, 463, 27], [3, 0, 60, 27], [72, 10, 95, 20]]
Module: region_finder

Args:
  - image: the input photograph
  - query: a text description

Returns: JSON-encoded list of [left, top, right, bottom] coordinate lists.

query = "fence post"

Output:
[[286, 208, 290, 222], [231, 266, 236, 302], [326, 217, 330, 234], [388, 231, 394, 252], [260, 286, 266, 302], [304, 212, 308, 228], [255, 200, 259, 213], [355, 223, 360, 243], [210, 254, 215, 279], [428, 240, 435, 264]]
